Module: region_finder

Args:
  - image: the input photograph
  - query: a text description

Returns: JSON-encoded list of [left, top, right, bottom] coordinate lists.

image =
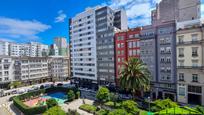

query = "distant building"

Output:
[[54, 37, 68, 56], [0, 41, 9, 56], [49, 44, 59, 56], [115, 28, 141, 84], [48, 56, 70, 81], [177, 19, 204, 105], [0, 56, 15, 89], [152, 0, 200, 25]]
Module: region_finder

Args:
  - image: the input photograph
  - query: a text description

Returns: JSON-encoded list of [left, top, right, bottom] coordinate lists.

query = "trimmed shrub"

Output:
[[108, 109, 129, 115], [96, 109, 109, 115], [79, 104, 97, 113], [121, 100, 139, 114], [46, 98, 58, 108], [67, 90, 75, 101], [43, 106, 66, 115]]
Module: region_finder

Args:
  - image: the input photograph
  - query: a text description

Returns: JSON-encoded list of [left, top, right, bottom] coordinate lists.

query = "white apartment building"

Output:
[[0, 41, 9, 56], [48, 56, 70, 81], [0, 56, 15, 88], [70, 7, 97, 84], [8, 42, 49, 57], [177, 19, 204, 105], [14, 57, 49, 85], [49, 44, 59, 56]]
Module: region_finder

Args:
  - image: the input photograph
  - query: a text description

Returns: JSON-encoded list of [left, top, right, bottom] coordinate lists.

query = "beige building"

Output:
[[48, 56, 70, 81], [177, 19, 204, 105]]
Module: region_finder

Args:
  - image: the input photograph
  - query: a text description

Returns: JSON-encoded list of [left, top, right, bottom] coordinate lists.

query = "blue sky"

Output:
[[0, 0, 204, 45]]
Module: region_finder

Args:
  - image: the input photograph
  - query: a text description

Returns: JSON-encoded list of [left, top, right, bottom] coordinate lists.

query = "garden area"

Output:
[[78, 86, 204, 115], [13, 86, 80, 115]]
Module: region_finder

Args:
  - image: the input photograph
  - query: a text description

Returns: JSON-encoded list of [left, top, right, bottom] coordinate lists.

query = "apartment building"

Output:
[[14, 57, 49, 85], [0, 56, 15, 89], [177, 19, 204, 105], [54, 37, 68, 56], [49, 44, 59, 56], [152, 0, 200, 25], [69, 7, 98, 88], [140, 25, 158, 98], [0, 41, 9, 56], [48, 56, 70, 81], [96, 7, 127, 86], [115, 28, 141, 84], [69, 6, 127, 87], [138, 0, 201, 101], [1, 41, 49, 57]]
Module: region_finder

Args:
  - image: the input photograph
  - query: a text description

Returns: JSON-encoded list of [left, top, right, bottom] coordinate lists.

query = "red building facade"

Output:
[[115, 28, 141, 84]]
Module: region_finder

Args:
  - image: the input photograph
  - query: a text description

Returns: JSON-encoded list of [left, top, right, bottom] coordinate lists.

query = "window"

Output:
[[117, 44, 120, 48], [192, 74, 198, 82], [192, 47, 198, 57], [121, 50, 124, 55], [133, 42, 137, 48], [118, 58, 121, 62], [129, 35, 134, 38], [192, 60, 198, 67], [117, 36, 124, 40], [192, 34, 198, 41], [178, 87, 185, 96], [117, 51, 121, 55], [129, 50, 132, 56], [128, 42, 132, 48], [179, 73, 184, 81], [121, 43, 124, 48], [178, 48, 184, 57], [179, 60, 184, 66], [188, 85, 201, 93], [178, 35, 184, 43]]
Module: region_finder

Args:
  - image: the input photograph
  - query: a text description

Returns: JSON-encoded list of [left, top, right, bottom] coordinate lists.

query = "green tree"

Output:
[[75, 91, 80, 99], [151, 99, 179, 112], [119, 58, 150, 97], [9, 81, 22, 88], [46, 98, 58, 108], [96, 87, 110, 103], [108, 109, 129, 115], [67, 90, 75, 101], [195, 106, 204, 114], [109, 93, 119, 107], [122, 100, 138, 114], [43, 106, 66, 115]]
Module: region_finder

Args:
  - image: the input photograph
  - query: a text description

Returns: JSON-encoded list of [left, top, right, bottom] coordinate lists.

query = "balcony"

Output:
[[192, 53, 198, 57], [177, 40, 203, 46], [177, 66, 204, 69], [178, 54, 184, 57]]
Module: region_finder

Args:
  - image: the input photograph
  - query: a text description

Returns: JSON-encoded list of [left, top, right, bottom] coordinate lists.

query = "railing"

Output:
[[177, 40, 203, 45], [177, 66, 204, 69]]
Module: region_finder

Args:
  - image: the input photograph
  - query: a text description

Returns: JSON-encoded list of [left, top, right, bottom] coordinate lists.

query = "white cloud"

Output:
[[0, 17, 51, 42], [55, 10, 67, 23], [103, 0, 161, 27], [0, 38, 15, 42]]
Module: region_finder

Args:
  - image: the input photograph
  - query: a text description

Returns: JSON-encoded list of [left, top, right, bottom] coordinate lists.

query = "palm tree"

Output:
[[119, 57, 150, 98]]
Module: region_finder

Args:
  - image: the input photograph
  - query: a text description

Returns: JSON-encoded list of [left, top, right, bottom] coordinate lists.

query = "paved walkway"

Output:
[[61, 99, 94, 115]]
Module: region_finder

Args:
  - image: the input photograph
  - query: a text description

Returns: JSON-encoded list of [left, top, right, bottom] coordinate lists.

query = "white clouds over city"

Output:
[[55, 10, 67, 23], [0, 17, 51, 42]]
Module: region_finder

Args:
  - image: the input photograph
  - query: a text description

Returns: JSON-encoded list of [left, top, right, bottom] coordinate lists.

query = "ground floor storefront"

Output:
[[151, 83, 177, 101], [177, 84, 204, 105]]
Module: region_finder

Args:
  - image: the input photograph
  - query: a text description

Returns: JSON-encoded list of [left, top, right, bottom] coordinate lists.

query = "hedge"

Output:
[[13, 86, 79, 115], [79, 104, 97, 113], [13, 96, 47, 115]]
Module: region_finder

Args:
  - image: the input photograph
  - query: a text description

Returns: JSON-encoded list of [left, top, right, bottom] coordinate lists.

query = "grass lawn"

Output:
[[155, 107, 201, 114]]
